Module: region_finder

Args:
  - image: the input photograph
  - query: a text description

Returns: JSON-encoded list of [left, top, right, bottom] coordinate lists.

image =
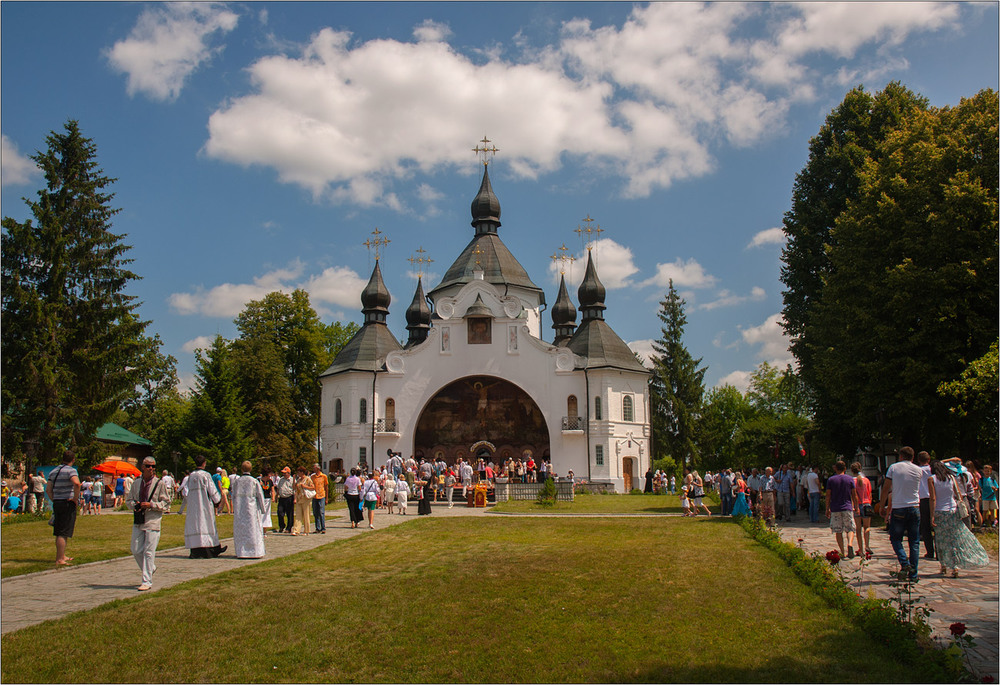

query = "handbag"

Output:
[[303, 489, 316, 500], [953, 477, 970, 518]]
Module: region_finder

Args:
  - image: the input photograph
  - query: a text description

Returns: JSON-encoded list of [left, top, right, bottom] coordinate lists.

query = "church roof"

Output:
[[567, 319, 649, 373], [320, 323, 402, 376], [428, 231, 545, 302]]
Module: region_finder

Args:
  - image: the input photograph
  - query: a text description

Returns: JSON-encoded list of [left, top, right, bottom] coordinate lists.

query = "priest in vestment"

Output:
[[232, 461, 266, 558], [184, 455, 226, 558]]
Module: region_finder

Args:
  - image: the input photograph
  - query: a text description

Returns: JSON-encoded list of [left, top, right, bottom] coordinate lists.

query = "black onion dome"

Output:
[[470, 165, 501, 229], [552, 274, 577, 326], [577, 251, 606, 314], [405, 276, 431, 328], [361, 260, 391, 313]]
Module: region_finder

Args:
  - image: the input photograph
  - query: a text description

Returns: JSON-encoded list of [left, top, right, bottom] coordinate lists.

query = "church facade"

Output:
[[319, 165, 650, 492]]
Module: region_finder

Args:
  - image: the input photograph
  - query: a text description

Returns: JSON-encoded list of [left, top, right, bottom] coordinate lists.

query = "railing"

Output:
[[494, 480, 575, 502], [375, 417, 399, 433], [561, 416, 586, 431]]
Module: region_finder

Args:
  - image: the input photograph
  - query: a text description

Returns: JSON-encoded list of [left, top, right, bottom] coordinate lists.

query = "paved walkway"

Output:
[[1, 505, 490, 635], [775, 515, 999, 681]]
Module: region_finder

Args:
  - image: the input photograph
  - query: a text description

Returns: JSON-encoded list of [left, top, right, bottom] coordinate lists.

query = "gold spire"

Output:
[[363, 227, 390, 260], [407, 246, 434, 278], [472, 135, 499, 167]]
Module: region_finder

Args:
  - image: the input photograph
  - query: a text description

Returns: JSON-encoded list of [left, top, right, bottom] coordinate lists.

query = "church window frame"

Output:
[[594, 397, 602, 420], [359, 398, 367, 424], [623, 395, 634, 422], [334, 399, 342, 425], [595, 444, 604, 466], [567, 395, 578, 418]]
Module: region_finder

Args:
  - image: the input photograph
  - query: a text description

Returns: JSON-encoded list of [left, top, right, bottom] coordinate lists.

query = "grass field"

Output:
[[0, 515, 922, 683], [492, 491, 684, 514], [0, 503, 346, 578]]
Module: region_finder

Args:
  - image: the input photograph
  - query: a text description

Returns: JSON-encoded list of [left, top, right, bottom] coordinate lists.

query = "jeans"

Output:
[[776, 490, 790, 519], [888, 506, 921, 578], [808, 492, 821, 522], [721, 493, 733, 516], [312, 497, 326, 532]]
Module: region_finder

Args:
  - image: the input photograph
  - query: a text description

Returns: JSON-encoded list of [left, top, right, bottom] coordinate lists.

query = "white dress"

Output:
[[232, 474, 266, 559], [184, 469, 222, 549]]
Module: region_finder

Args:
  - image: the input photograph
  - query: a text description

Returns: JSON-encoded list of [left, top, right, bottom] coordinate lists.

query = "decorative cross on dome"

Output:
[[471, 244, 486, 268], [407, 246, 434, 278], [574, 214, 604, 252], [550, 243, 576, 275], [363, 227, 390, 260], [472, 136, 499, 167]]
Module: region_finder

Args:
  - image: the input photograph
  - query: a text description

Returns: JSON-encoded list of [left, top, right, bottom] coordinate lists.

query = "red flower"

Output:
[[825, 550, 841, 564], [981, 676, 994, 684], [864, 549, 873, 561], [950, 622, 967, 636]]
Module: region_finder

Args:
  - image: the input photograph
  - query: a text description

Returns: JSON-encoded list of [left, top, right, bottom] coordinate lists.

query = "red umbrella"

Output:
[[94, 460, 142, 478]]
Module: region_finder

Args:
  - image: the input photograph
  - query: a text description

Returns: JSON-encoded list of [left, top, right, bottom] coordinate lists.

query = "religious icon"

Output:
[[508, 325, 518, 352], [441, 326, 450, 352]]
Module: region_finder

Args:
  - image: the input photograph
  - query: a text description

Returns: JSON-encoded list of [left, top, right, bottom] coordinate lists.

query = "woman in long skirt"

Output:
[[931, 460, 989, 577], [395, 474, 409, 515], [731, 475, 752, 517], [291, 467, 314, 535], [417, 478, 433, 516], [344, 468, 363, 528], [259, 469, 275, 536]]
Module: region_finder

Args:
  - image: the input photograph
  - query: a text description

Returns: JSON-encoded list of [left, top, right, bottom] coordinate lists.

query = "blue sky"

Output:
[[2, 2, 997, 393]]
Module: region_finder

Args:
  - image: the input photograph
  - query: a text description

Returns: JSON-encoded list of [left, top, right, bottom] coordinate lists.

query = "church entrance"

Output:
[[414, 375, 549, 466], [623, 457, 635, 491]]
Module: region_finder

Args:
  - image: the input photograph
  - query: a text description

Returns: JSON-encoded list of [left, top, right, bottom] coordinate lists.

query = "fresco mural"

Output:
[[414, 375, 549, 464]]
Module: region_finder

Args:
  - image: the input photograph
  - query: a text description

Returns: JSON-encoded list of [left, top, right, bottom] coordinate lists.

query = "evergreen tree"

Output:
[[2, 120, 149, 466], [182, 335, 252, 471], [650, 280, 706, 467]]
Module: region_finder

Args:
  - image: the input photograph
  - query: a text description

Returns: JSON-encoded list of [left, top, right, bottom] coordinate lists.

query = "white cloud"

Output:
[[181, 335, 215, 353], [177, 372, 198, 396], [697, 286, 766, 311], [740, 312, 793, 367], [168, 260, 358, 318], [627, 339, 656, 368], [1, 135, 38, 186], [106, 3, 239, 101], [550, 239, 638, 290], [201, 4, 959, 209], [716, 369, 752, 392], [747, 227, 786, 249], [640, 257, 717, 290]]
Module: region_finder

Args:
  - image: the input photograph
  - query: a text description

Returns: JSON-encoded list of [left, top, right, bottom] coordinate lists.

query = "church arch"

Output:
[[414, 375, 549, 465]]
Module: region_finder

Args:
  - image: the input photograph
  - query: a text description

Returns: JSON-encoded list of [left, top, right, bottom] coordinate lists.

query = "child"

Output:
[[680, 483, 691, 516]]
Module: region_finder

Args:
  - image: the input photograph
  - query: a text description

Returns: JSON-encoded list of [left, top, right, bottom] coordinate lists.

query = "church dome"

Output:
[[405, 277, 431, 328], [552, 274, 577, 326], [577, 251, 606, 313], [470, 165, 501, 228], [361, 260, 391, 313]]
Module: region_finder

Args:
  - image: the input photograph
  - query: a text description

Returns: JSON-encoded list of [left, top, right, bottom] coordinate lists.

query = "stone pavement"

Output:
[[775, 515, 999, 681], [1, 504, 490, 635]]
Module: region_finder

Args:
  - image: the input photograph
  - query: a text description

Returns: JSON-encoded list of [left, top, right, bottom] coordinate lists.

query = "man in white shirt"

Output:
[[916, 451, 935, 560], [805, 467, 822, 523], [879, 447, 924, 582]]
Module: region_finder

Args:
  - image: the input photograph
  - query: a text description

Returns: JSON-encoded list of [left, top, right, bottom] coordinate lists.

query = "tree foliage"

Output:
[[806, 89, 998, 454], [650, 280, 706, 466], [937, 340, 998, 457], [1, 121, 155, 467]]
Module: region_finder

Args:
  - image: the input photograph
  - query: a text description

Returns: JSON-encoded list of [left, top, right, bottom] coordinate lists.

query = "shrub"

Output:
[[536, 478, 557, 507]]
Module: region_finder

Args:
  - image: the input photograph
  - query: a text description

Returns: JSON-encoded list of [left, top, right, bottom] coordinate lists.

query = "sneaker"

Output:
[[137, 583, 152, 592]]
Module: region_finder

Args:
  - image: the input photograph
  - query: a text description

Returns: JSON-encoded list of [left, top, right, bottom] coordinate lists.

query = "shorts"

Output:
[[52, 500, 78, 538], [982, 500, 998, 511], [363, 499, 377, 511], [692, 497, 703, 507], [856, 503, 873, 519], [830, 510, 856, 533]]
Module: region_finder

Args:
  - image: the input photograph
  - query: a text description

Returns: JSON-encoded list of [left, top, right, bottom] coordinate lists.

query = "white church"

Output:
[[319, 160, 650, 492]]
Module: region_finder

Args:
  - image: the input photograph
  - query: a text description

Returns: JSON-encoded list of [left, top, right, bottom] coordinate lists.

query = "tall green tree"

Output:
[[938, 340, 999, 457], [696, 384, 752, 471], [183, 335, 252, 471], [780, 83, 929, 442], [808, 89, 998, 454], [650, 280, 707, 466], [229, 336, 300, 462], [2, 120, 151, 467]]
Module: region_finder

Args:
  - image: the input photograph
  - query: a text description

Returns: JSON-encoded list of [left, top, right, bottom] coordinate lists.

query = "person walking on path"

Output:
[[929, 460, 990, 577], [184, 455, 226, 559], [177, 472, 190, 515], [259, 469, 275, 535], [980, 465, 998, 528], [825, 460, 859, 559], [383, 470, 396, 515], [232, 461, 266, 558], [917, 451, 935, 561], [310, 464, 328, 534], [126, 457, 171, 591], [395, 473, 410, 515], [344, 468, 363, 528], [114, 475, 126, 509], [46, 450, 81, 566], [880, 446, 923, 582], [360, 472, 380, 527], [291, 467, 314, 536], [29, 470, 47, 513], [850, 462, 874, 559], [805, 466, 822, 523], [275, 467, 295, 534]]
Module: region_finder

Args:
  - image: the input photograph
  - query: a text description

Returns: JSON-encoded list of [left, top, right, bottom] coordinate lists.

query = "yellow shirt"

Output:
[[311, 472, 328, 499]]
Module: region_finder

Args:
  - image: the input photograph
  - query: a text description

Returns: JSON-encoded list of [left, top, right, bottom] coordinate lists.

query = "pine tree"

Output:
[[2, 120, 149, 465], [650, 280, 707, 467], [182, 335, 253, 471]]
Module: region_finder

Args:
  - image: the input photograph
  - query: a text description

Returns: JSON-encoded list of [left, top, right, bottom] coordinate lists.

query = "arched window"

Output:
[[567, 395, 578, 418], [594, 397, 602, 420], [334, 399, 342, 425], [623, 395, 634, 422], [359, 398, 367, 424], [385, 398, 396, 420]]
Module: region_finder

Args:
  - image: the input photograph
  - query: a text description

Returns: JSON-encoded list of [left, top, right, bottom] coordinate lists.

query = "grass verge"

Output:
[[2, 516, 923, 683]]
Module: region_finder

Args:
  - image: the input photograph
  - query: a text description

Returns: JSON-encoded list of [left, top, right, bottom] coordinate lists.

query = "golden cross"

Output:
[[471, 245, 486, 268], [576, 214, 601, 252], [472, 135, 499, 167], [407, 246, 434, 278], [557, 243, 576, 275], [363, 227, 390, 260]]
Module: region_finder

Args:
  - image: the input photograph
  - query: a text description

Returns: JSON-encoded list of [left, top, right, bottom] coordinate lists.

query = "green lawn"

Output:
[[492, 491, 689, 514], [0, 503, 346, 578], [1, 516, 921, 683]]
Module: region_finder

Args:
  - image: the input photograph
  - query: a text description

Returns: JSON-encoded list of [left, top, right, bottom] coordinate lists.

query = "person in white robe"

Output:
[[232, 461, 266, 558], [184, 456, 225, 558], [396, 474, 410, 515]]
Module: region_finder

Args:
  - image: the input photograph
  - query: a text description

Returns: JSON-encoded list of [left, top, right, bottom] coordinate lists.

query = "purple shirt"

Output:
[[826, 473, 856, 512]]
